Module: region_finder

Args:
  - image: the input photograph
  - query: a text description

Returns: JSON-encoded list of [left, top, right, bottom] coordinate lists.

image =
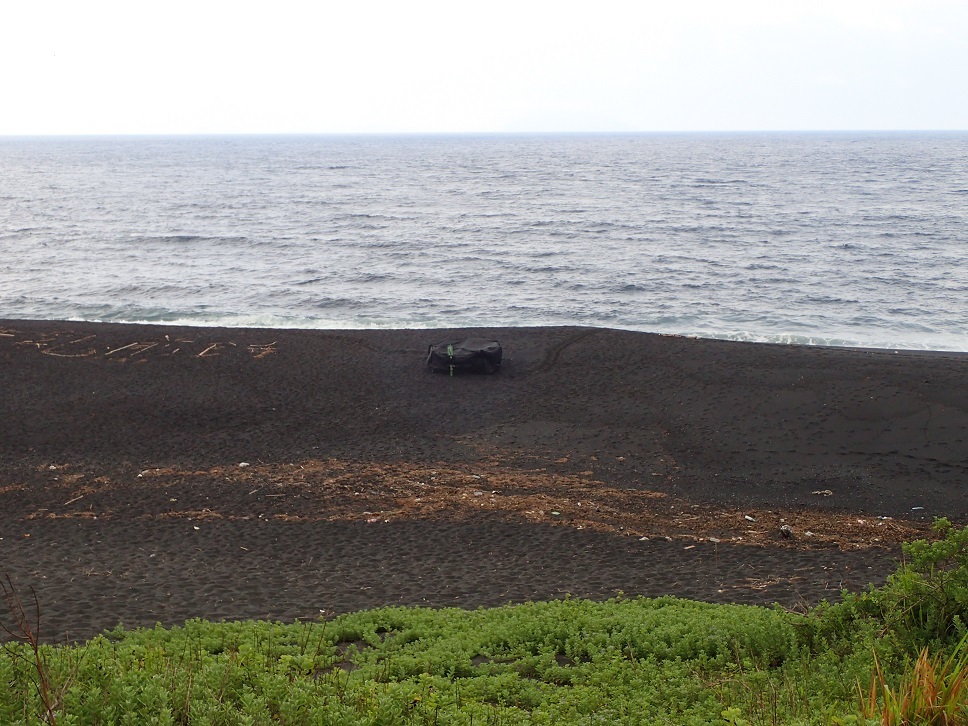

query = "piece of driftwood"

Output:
[[105, 342, 142, 356], [40, 350, 96, 358]]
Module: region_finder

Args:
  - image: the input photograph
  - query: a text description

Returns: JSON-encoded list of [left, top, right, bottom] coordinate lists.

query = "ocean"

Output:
[[1, 132, 966, 351]]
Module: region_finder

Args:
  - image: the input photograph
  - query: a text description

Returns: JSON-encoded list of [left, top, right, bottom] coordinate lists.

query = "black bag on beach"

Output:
[[427, 338, 502, 375]]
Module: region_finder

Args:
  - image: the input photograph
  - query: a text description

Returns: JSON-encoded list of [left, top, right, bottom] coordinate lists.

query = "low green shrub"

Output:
[[2, 598, 813, 725], [821, 519, 968, 655], [5, 519, 968, 724]]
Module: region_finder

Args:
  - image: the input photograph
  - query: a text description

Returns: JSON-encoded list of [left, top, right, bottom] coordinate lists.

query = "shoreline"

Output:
[[2, 318, 966, 641], [4, 316, 966, 356]]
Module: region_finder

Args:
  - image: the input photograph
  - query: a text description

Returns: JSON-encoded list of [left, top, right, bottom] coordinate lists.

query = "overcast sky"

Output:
[[3, 0, 966, 135]]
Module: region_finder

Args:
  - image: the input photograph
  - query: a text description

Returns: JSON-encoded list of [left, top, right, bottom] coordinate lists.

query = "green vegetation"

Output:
[[3, 520, 968, 725]]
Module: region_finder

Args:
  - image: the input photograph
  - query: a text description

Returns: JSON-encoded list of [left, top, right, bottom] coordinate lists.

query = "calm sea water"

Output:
[[1, 133, 966, 350]]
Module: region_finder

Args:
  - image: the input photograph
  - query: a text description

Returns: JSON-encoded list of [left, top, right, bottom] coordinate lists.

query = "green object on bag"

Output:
[[426, 338, 503, 375]]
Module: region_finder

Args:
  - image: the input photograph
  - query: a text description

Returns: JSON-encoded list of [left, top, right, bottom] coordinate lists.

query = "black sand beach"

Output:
[[2, 320, 966, 642]]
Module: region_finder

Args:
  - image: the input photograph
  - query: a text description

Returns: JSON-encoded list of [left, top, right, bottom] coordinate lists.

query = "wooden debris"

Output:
[[247, 342, 277, 359], [105, 342, 142, 356], [41, 350, 97, 358]]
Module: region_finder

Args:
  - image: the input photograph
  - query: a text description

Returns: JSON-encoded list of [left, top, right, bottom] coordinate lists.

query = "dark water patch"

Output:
[[136, 234, 250, 245], [348, 272, 396, 284], [311, 297, 366, 311]]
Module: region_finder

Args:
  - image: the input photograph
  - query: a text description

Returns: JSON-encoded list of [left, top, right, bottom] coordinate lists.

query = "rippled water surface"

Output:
[[1, 132, 966, 350]]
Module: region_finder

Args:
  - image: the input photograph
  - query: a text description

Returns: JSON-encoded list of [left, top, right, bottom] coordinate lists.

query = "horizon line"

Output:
[[2, 128, 967, 140]]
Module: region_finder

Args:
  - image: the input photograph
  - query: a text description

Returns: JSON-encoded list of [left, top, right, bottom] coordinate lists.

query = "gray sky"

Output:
[[3, 0, 966, 135]]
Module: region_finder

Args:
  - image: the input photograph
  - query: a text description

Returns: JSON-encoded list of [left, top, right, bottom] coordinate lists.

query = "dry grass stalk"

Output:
[[860, 636, 968, 725], [1, 573, 59, 724]]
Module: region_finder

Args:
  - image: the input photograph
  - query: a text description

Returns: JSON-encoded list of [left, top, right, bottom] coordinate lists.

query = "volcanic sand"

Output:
[[1, 320, 966, 642]]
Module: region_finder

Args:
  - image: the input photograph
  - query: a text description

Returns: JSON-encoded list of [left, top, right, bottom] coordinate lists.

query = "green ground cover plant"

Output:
[[3, 520, 967, 725]]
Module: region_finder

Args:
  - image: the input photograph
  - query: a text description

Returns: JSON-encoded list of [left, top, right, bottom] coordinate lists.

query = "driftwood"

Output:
[[104, 342, 142, 356], [247, 342, 277, 359], [40, 350, 96, 358], [7, 330, 274, 361], [104, 342, 158, 358]]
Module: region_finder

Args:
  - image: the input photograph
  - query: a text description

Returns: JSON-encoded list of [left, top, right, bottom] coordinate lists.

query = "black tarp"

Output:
[[426, 338, 502, 374]]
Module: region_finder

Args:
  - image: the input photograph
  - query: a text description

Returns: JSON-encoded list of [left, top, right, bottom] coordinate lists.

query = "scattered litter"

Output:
[[911, 506, 924, 511], [708, 537, 721, 544], [744, 515, 756, 522], [551, 511, 561, 516], [239, 462, 250, 468], [684, 545, 695, 550], [639, 536, 648, 541], [193, 526, 200, 531], [805, 531, 815, 537], [812, 490, 834, 496], [779, 525, 794, 539]]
